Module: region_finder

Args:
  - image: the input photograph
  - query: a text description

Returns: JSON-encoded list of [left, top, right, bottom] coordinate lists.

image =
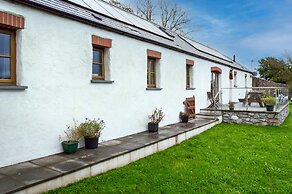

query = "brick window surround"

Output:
[[147, 49, 161, 59], [229, 70, 234, 80], [186, 59, 194, 66], [0, 12, 25, 29], [92, 35, 112, 48], [211, 66, 222, 74]]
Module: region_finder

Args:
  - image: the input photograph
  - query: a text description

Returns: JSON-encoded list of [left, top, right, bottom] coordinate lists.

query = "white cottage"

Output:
[[0, 0, 252, 168]]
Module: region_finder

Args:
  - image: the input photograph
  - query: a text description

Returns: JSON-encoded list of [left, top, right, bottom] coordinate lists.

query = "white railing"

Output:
[[218, 86, 289, 111]]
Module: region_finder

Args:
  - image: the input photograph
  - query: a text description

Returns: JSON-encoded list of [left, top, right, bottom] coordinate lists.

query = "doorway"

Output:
[[211, 72, 220, 99]]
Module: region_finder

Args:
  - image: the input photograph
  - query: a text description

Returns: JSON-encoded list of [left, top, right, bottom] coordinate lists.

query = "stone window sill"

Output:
[[146, 88, 163, 91], [0, 85, 28, 90], [91, 80, 114, 84], [186, 87, 196, 90]]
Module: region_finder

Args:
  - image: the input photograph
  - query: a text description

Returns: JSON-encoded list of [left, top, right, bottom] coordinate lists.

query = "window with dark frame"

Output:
[[92, 48, 105, 80], [0, 29, 16, 85], [234, 71, 238, 87], [186, 65, 191, 88], [147, 58, 156, 88]]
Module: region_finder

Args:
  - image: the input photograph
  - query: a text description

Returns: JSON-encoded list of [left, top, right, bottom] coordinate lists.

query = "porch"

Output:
[[203, 87, 290, 126]]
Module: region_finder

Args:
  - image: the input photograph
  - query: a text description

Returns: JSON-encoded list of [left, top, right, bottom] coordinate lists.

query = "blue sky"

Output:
[[123, 0, 292, 71]]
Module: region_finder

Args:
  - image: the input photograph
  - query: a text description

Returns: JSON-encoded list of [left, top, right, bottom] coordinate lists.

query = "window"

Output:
[[146, 49, 161, 89], [92, 48, 104, 80], [91, 35, 112, 83], [186, 59, 194, 89], [234, 71, 238, 87], [147, 58, 156, 88], [0, 29, 16, 85], [186, 65, 191, 88]]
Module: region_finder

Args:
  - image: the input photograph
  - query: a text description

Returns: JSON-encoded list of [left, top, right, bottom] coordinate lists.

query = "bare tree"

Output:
[[136, 0, 156, 22], [159, 0, 191, 35], [108, 0, 134, 13], [284, 52, 292, 65], [108, 0, 194, 36]]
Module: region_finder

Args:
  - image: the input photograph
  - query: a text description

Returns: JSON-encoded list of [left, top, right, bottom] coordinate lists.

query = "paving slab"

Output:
[[73, 152, 109, 165], [0, 162, 61, 186], [0, 174, 25, 194], [31, 155, 69, 167], [47, 159, 88, 174]]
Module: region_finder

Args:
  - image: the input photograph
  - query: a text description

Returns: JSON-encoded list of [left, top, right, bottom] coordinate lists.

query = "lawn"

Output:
[[48, 105, 292, 194]]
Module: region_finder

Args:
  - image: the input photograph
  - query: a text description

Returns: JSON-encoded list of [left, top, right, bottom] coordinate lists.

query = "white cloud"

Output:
[[239, 26, 292, 55]]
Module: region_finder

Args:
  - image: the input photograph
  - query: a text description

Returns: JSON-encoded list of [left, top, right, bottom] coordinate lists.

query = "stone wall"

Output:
[[252, 77, 287, 88], [223, 104, 289, 126]]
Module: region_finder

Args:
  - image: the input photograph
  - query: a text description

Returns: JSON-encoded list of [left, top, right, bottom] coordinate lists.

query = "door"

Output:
[[211, 72, 220, 99]]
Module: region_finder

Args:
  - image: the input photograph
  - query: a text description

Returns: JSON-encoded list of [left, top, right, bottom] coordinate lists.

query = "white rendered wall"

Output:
[[0, 1, 252, 167]]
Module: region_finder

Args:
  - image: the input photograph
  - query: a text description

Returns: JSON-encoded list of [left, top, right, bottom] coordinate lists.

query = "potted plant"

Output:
[[148, 108, 165, 132], [262, 96, 276, 111], [180, 112, 189, 123], [229, 102, 235, 111], [79, 118, 105, 149], [60, 120, 82, 154]]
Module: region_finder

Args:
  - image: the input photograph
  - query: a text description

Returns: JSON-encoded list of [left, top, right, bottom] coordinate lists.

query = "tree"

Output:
[[258, 57, 288, 83], [136, 0, 156, 22], [108, 0, 193, 36], [258, 55, 292, 97], [158, 0, 191, 35], [108, 0, 134, 13]]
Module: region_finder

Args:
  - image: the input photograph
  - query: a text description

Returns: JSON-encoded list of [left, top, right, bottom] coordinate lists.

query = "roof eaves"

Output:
[[12, 0, 252, 73]]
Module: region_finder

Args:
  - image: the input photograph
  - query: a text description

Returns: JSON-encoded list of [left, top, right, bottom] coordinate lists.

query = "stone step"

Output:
[[197, 112, 222, 117], [200, 109, 222, 114], [196, 115, 220, 119]]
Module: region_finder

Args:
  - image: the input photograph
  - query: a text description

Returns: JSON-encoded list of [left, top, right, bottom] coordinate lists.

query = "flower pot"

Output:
[[181, 116, 189, 123], [62, 141, 79, 154], [148, 122, 159, 132], [266, 105, 274, 111], [229, 107, 234, 111], [84, 137, 99, 149]]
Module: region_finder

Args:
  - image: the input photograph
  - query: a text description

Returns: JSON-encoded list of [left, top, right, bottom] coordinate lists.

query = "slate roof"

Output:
[[12, 0, 251, 73]]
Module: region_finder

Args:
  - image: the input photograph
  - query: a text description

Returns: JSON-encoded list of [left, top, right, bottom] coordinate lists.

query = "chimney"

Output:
[[233, 55, 236, 62]]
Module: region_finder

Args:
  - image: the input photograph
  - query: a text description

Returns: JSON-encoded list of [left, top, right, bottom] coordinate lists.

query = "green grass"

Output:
[[48, 106, 292, 194]]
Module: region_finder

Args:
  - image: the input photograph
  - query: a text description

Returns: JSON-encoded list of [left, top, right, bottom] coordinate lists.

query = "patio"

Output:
[[203, 87, 290, 126]]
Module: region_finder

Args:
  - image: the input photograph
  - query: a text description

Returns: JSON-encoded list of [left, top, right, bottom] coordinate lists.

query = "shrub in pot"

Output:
[[79, 118, 105, 149], [180, 112, 189, 123], [148, 108, 165, 132], [262, 96, 276, 111], [60, 121, 82, 154]]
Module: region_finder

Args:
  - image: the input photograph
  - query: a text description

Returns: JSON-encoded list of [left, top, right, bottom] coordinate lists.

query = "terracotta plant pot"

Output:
[[148, 122, 159, 132], [84, 137, 99, 149], [62, 141, 79, 154]]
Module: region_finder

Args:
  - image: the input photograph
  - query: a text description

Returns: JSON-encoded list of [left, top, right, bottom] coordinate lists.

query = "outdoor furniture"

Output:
[[207, 92, 219, 108], [239, 91, 264, 107], [183, 96, 196, 118]]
